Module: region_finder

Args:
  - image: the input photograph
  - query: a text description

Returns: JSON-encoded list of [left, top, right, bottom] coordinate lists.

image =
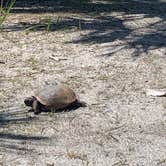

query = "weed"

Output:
[[24, 25, 40, 35], [46, 16, 52, 32], [0, 0, 16, 30], [66, 149, 89, 165], [98, 75, 109, 80], [27, 57, 38, 66]]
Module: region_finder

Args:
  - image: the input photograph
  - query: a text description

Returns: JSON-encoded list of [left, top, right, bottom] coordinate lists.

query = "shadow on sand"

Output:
[[2, 0, 166, 56], [0, 109, 49, 154]]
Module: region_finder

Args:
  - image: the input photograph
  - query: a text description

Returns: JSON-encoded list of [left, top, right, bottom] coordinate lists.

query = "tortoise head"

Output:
[[24, 96, 36, 107]]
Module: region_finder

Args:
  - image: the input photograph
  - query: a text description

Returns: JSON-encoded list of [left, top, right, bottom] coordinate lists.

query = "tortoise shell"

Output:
[[34, 84, 77, 110]]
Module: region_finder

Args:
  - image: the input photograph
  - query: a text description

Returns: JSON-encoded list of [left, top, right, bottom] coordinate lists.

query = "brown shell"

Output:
[[34, 84, 76, 110]]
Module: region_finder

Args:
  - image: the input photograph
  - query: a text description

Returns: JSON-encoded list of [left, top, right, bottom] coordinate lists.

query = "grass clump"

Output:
[[0, 0, 16, 30]]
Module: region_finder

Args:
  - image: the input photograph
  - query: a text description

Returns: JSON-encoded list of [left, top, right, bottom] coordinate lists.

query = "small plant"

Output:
[[0, 0, 16, 30], [46, 16, 52, 32], [27, 57, 38, 66], [24, 16, 55, 34], [66, 150, 89, 165], [24, 24, 40, 34]]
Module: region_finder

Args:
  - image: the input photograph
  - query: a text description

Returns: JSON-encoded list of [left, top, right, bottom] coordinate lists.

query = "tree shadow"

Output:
[[0, 132, 48, 140], [7, 0, 166, 18], [0, 109, 35, 126], [2, 0, 166, 57], [0, 132, 49, 154], [128, 31, 166, 57], [66, 15, 131, 44], [0, 109, 49, 154]]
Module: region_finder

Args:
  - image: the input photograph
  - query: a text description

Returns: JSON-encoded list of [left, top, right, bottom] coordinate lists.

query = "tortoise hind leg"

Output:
[[65, 100, 87, 111], [33, 100, 41, 115], [74, 100, 87, 107]]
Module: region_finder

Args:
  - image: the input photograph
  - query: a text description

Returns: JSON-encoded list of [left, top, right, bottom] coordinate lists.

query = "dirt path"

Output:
[[0, 0, 166, 165]]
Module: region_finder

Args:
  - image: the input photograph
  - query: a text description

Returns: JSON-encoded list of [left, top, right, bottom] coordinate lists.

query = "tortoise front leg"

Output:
[[33, 100, 41, 115]]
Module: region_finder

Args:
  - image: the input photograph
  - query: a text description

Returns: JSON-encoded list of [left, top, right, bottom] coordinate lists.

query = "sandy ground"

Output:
[[0, 0, 166, 165]]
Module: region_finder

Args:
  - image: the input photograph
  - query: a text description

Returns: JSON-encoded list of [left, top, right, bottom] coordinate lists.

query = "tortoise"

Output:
[[24, 84, 86, 114]]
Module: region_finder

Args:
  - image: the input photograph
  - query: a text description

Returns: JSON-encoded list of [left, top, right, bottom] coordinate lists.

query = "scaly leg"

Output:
[[33, 100, 41, 115]]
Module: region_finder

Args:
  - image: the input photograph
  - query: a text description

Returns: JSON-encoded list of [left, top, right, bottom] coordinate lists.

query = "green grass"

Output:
[[46, 16, 52, 32], [0, 0, 16, 30]]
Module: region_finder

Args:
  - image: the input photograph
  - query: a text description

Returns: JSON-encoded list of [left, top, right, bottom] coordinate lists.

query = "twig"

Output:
[[49, 55, 68, 61]]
